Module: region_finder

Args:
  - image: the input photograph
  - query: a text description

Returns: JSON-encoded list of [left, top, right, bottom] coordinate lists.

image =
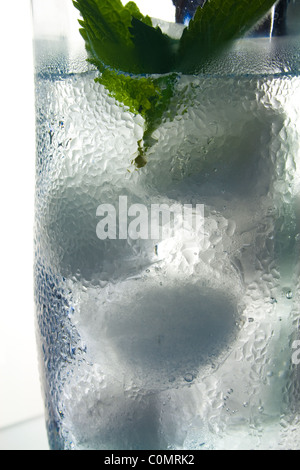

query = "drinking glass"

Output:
[[32, 0, 300, 450]]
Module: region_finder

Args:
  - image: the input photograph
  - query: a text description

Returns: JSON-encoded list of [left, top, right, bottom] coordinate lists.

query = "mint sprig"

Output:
[[73, 0, 277, 166], [73, 0, 277, 75], [96, 69, 178, 167]]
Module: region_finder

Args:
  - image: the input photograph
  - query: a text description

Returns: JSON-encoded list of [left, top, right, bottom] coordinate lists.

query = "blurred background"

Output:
[[0, 0, 48, 450]]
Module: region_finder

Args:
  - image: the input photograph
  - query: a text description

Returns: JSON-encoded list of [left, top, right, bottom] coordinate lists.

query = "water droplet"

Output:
[[49, 129, 54, 145], [184, 373, 194, 383], [68, 306, 75, 315], [286, 290, 293, 300]]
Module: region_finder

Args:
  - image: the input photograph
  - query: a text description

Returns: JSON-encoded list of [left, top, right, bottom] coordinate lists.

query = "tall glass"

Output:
[[32, 0, 300, 450]]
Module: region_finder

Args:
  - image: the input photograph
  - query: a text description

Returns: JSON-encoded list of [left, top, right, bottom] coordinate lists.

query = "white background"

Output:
[[0, 0, 45, 433]]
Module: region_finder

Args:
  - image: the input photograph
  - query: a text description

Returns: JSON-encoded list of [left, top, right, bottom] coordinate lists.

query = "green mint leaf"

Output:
[[96, 70, 161, 118], [176, 0, 277, 73], [73, 0, 141, 73], [129, 17, 177, 74], [142, 75, 178, 147], [96, 69, 178, 167], [136, 73, 179, 167], [73, 0, 176, 74]]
